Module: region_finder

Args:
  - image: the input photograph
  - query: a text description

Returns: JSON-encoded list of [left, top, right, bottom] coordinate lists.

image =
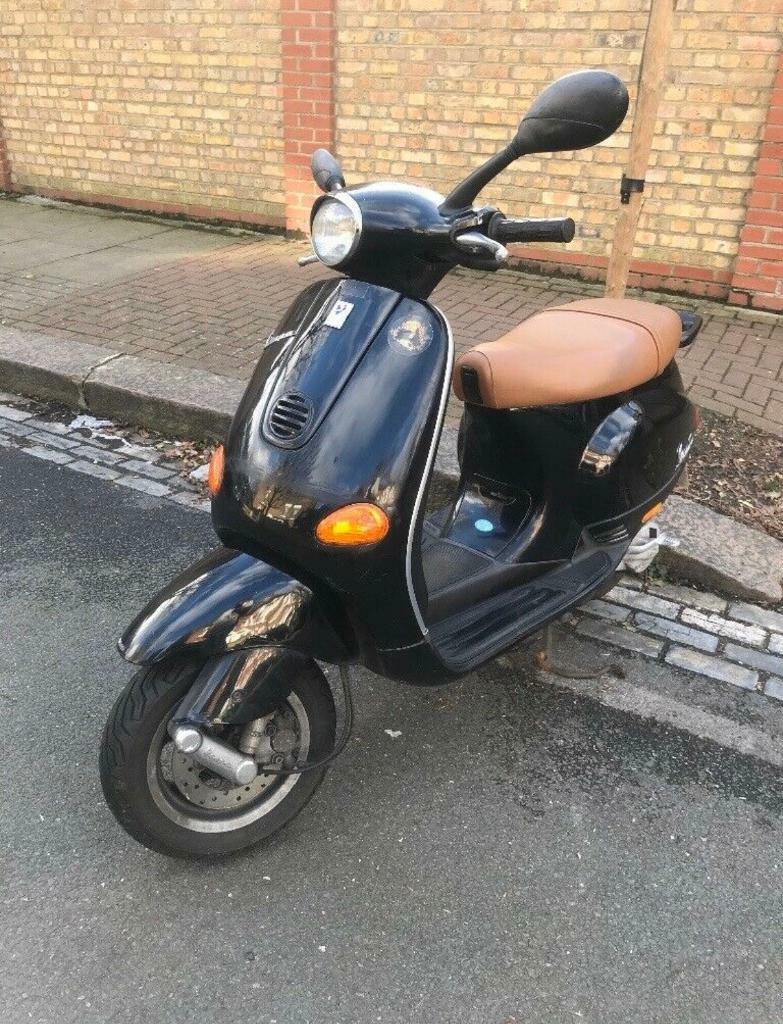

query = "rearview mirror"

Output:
[[513, 70, 629, 156], [440, 69, 630, 212]]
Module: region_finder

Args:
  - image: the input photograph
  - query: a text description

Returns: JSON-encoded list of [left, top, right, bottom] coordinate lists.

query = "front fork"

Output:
[[165, 648, 307, 785], [165, 648, 352, 785]]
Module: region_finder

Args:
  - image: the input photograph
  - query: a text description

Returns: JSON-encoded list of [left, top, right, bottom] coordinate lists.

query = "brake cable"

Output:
[[256, 665, 354, 775]]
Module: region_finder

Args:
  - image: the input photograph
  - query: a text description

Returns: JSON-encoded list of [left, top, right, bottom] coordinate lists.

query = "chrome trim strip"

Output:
[[404, 303, 454, 639]]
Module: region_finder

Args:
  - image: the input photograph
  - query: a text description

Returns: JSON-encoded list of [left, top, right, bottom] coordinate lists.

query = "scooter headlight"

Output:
[[310, 196, 362, 267]]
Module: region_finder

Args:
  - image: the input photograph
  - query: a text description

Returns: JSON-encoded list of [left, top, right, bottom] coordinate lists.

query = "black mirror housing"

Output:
[[513, 70, 629, 156], [311, 148, 346, 193], [440, 69, 629, 213]]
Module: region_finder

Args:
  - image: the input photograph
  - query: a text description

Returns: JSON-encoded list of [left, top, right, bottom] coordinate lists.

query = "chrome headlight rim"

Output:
[[309, 192, 362, 268]]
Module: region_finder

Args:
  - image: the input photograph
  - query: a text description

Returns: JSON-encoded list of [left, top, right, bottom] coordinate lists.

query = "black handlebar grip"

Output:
[[488, 216, 576, 244], [311, 149, 345, 193]]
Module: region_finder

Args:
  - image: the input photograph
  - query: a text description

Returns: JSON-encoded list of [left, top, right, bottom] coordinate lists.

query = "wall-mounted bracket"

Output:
[[620, 174, 646, 205]]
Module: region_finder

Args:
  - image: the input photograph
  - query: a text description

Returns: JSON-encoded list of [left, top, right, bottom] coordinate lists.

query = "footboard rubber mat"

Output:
[[429, 550, 611, 673], [422, 536, 492, 595]]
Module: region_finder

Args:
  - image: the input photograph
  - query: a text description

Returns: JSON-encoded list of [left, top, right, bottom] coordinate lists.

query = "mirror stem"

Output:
[[440, 144, 519, 214]]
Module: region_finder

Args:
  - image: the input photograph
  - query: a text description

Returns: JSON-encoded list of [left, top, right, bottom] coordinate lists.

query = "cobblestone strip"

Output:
[[0, 398, 210, 513], [3, 395, 782, 709], [575, 577, 783, 702]]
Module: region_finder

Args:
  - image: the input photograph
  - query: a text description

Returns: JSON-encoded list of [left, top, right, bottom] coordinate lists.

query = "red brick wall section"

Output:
[[730, 52, 783, 313], [281, 0, 335, 233]]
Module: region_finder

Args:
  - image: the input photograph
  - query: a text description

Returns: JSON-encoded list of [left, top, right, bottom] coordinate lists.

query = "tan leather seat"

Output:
[[453, 298, 682, 409]]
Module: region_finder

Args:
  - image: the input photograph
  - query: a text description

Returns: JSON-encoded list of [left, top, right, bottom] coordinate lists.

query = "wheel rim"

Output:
[[146, 694, 311, 834]]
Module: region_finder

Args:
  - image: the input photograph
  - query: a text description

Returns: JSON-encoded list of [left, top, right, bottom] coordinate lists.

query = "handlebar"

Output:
[[487, 215, 575, 245]]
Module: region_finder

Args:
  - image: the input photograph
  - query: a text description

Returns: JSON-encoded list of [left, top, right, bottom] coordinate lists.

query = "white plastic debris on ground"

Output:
[[68, 414, 114, 431], [68, 412, 154, 454], [189, 464, 209, 483], [619, 520, 678, 574]]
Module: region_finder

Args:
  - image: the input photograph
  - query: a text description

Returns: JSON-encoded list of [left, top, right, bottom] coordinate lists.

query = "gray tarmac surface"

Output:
[[1, 444, 782, 1024]]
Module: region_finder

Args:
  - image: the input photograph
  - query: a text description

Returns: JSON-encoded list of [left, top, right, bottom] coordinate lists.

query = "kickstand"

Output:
[[534, 623, 606, 679]]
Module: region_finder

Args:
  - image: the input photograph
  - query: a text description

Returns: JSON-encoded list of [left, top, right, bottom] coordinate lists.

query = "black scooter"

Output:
[[100, 70, 700, 858]]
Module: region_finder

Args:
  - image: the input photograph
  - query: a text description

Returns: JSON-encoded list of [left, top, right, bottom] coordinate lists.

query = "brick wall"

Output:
[[0, 0, 286, 226], [336, 0, 782, 303], [730, 51, 783, 312]]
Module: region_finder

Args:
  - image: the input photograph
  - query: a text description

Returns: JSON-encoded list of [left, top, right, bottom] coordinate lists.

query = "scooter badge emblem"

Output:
[[388, 315, 432, 355], [325, 300, 354, 329]]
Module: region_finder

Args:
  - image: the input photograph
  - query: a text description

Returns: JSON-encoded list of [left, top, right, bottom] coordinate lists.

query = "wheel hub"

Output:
[[160, 704, 303, 811]]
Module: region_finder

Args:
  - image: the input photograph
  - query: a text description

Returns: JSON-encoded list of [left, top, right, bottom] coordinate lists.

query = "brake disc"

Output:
[[161, 705, 302, 811]]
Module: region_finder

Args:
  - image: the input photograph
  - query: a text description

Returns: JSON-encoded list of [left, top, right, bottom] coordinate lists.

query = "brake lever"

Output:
[[453, 231, 508, 266]]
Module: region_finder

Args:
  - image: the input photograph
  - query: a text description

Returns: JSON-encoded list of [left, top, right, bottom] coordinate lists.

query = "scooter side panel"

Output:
[[118, 546, 352, 666], [454, 359, 696, 564], [575, 360, 696, 528]]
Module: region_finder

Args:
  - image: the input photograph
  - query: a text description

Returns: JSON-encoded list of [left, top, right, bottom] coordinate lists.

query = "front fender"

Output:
[[119, 547, 351, 666]]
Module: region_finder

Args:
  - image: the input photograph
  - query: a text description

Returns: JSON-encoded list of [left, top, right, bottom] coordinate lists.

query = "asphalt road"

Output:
[[2, 444, 782, 1024]]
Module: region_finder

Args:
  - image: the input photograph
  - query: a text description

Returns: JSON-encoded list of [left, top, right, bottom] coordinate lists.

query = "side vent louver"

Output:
[[589, 522, 630, 546], [266, 392, 313, 446]]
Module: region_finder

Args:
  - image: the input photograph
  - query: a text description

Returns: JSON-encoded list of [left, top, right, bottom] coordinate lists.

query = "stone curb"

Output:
[[2, 331, 781, 604], [0, 328, 243, 441], [85, 354, 245, 441], [658, 495, 783, 605]]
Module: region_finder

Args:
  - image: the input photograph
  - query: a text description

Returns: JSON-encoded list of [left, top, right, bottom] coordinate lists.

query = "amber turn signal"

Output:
[[316, 503, 390, 546], [207, 445, 225, 496], [641, 501, 664, 524]]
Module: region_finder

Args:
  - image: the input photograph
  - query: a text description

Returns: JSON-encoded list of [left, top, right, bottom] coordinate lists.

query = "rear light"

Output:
[[316, 503, 390, 546], [642, 501, 664, 524]]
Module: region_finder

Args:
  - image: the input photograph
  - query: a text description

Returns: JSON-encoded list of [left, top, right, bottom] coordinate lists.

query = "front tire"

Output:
[[99, 656, 336, 859]]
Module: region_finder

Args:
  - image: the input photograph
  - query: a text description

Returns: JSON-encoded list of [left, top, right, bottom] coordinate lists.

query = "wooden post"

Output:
[[605, 0, 676, 298]]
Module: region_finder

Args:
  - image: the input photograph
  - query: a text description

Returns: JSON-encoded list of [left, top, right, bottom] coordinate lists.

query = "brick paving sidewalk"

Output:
[[1, 198, 781, 433]]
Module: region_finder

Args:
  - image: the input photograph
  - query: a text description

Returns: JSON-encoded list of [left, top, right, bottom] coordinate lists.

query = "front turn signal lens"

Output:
[[207, 445, 225, 496], [642, 501, 664, 524], [316, 503, 390, 546]]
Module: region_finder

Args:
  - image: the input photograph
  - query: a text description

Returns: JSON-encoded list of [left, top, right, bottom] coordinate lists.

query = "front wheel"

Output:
[[99, 657, 336, 859]]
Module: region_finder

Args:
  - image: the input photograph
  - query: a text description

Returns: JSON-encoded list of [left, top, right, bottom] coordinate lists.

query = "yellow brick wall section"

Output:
[[0, 0, 285, 222], [335, 0, 783, 276]]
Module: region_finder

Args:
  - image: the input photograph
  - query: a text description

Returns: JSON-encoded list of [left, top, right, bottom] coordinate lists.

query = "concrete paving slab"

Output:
[[42, 246, 172, 284], [20, 208, 174, 246], [120, 227, 241, 254], [0, 225, 38, 244], [0, 199, 49, 226], [0, 238, 110, 272]]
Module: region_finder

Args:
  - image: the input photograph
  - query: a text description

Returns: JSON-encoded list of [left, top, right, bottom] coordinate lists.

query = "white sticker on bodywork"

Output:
[[325, 300, 354, 329]]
